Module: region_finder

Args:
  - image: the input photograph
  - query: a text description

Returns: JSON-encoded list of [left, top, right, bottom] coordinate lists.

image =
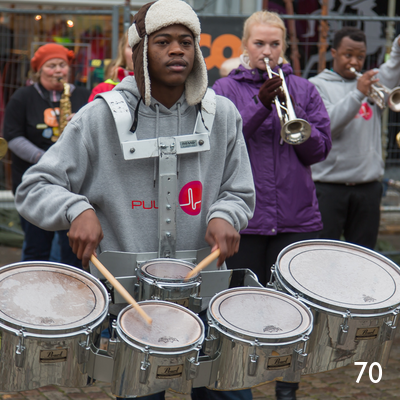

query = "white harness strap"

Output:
[[96, 91, 138, 142], [97, 88, 216, 151]]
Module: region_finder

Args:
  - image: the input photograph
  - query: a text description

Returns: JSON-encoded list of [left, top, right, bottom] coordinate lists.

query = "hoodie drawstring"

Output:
[[177, 102, 182, 178], [130, 97, 142, 133], [153, 103, 160, 187]]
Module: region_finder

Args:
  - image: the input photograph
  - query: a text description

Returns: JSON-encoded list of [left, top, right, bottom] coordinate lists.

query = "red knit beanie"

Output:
[[30, 43, 74, 72]]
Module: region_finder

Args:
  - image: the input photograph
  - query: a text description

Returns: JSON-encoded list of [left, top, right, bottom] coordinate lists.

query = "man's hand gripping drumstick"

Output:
[[68, 210, 152, 325]]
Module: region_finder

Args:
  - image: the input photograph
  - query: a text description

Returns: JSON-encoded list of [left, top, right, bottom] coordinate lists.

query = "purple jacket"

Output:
[[213, 63, 331, 235]]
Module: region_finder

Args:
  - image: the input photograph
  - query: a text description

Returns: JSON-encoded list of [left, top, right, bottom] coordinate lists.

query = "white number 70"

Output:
[[355, 362, 382, 383]]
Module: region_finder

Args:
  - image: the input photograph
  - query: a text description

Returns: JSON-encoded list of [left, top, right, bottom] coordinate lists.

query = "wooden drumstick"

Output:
[[90, 254, 152, 325], [184, 249, 221, 281]]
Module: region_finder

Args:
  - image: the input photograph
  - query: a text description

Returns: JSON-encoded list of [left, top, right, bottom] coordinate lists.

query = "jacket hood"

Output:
[[311, 68, 355, 83], [113, 75, 192, 117]]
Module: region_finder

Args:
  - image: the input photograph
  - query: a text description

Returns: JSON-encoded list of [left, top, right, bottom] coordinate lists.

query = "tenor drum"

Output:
[[204, 287, 313, 390], [137, 258, 201, 310], [273, 239, 400, 374], [0, 262, 109, 391], [111, 300, 204, 397]]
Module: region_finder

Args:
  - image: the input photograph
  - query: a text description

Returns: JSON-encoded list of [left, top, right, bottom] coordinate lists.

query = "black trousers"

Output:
[[226, 231, 320, 287], [315, 181, 382, 250]]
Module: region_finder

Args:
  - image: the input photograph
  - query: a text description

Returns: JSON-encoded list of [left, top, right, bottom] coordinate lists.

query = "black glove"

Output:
[[258, 76, 284, 110]]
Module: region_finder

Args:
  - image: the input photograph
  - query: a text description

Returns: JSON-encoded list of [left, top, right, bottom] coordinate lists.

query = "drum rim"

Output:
[[207, 287, 313, 344], [116, 300, 205, 352], [274, 239, 400, 315], [0, 261, 109, 334], [138, 258, 200, 283]]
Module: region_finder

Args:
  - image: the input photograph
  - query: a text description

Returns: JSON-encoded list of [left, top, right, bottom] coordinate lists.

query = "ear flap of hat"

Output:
[[142, 36, 151, 106], [185, 41, 208, 106]]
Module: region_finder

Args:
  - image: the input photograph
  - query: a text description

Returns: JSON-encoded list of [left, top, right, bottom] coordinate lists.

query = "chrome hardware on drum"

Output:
[[0, 262, 109, 391], [272, 239, 400, 375], [111, 300, 204, 397], [204, 287, 313, 390], [136, 258, 202, 311]]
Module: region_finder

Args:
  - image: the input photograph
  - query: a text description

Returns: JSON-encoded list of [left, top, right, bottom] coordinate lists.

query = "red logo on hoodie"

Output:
[[179, 181, 202, 216], [356, 102, 373, 120]]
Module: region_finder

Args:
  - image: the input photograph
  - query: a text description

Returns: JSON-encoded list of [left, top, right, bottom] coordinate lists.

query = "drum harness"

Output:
[[98, 88, 216, 261]]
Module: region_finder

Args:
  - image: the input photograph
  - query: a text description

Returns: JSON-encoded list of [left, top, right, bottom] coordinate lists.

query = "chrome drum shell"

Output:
[[273, 240, 400, 375], [136, 258, 201, 310], [204, 287, 313, 390], [111, 300, 204, 398], [0, 262, 109, 391]]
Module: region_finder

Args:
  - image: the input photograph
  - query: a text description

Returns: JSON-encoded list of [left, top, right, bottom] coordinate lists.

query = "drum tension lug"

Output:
[[203, 323, 219, 357], [78, 327, 92, 364], [107, 320, 118, 356], [293, 335, 309, 371], [266, 266, 276, 288], [15, 329, 26, 368], [186, 344, 202, 380], [248, 340, 259, 377], [338, 311, 351, 345], [139, 346, 151, 384], [381, 309, 400, 343]]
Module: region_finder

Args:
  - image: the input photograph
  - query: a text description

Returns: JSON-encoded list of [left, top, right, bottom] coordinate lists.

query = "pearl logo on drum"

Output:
[[156, 365, 184, 379], [40, 349, 68, 363], [267, 355, 292, 370], [355, 327, 379, 340]]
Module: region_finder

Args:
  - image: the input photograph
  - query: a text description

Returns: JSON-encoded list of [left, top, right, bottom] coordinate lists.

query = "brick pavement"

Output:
[[1, 246, 400, 399]]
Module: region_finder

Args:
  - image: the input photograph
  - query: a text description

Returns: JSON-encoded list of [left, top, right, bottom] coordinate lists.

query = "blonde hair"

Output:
[[108, 31, 130, 81], [242, 10, 288, 63]]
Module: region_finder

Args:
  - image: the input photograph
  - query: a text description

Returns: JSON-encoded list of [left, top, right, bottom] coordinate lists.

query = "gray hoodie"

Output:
[[15, 77, 255, 259], [309, 36, 400, 184]]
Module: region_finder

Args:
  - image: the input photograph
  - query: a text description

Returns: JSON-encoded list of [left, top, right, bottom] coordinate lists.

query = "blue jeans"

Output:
[[117, 311, 252, 400], [19, 216, 82, 269]]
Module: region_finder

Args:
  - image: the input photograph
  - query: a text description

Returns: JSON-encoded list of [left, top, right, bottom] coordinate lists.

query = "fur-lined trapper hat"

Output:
[[128, 0, 208, 106]]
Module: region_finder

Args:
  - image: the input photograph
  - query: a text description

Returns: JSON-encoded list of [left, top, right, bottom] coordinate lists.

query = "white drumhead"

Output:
[[140, 259, 197, 280], [119, 301, 203, 349], [209, 288, 312, 341], [0, 263, 107, 330], [276, 240, 400, 313]]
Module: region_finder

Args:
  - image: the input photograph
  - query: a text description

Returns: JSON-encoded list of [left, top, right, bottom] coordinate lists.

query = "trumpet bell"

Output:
[[388, 88, 400, 112], [281, 118, 312, 145]]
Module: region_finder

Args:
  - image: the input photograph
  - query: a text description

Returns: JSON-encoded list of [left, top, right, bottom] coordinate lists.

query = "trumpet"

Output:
[[264, 58, 311, 145], [0, 138, 7, 160], [349, 67, 400, 112]]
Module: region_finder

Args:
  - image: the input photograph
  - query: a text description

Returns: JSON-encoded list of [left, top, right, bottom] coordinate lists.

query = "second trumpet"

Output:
[[264, 58, 311, 145], [350, 67, 400, 112]]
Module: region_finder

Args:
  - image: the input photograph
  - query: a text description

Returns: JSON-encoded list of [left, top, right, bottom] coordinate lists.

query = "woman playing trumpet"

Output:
[[213, 11, 331, 399]]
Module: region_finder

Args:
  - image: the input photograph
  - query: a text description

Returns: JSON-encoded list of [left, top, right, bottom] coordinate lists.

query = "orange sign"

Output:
[[200, 33, 242, 70]]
